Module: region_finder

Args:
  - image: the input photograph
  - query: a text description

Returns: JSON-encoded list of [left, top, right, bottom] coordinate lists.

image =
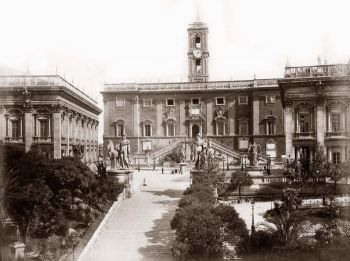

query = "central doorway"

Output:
[[192, 124, 200, 137]]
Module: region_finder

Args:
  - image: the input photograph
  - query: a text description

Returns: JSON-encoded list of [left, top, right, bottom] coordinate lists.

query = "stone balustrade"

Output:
[[104, 78, 279, 92], [285, 64, 350, 78]]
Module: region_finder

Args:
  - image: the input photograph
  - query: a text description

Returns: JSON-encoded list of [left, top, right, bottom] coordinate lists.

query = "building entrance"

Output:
[[192, 124, 200, 137]]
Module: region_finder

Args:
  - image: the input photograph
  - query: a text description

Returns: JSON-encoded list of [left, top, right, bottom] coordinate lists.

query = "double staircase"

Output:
[[150, 139, 184, 162], [209, 139, 241, 163]]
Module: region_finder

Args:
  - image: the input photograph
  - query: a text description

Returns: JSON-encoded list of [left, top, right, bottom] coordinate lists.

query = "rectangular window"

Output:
[[299, 114, 311, 132], [267, 121, 275, 135], [266, 96, 275, 104], [166, 99, 174, 106], [240, 121, 248, 135], [11, 120, 20, 137], [192, 98, 200, 105], [167, 123, 175, 137], [39, 119, 49, 137], [238, 96, 248, 105], [332, 152, 341, 164], [216, 97, 225, 105], [115, 124, 124, 137], [195, 36, 201, 48], [143, 99, 152, 108], [217, 122, 225, 135], [331, 113, 341, 132], [115, 97, 125, 108], [144, 124, 151, 137]]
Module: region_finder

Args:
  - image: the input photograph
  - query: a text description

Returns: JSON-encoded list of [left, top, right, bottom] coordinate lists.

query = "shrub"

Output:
[[172, 184, 248, 259]]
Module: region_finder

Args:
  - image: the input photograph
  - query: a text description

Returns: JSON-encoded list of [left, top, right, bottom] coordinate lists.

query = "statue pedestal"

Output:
[[190, 170, 203, 185], [107, 169, 134, 198], [246, 166, 263, 178], [246, 166, 264, 185], [179, 163, 187, 174], [9, 242, 25, 261]]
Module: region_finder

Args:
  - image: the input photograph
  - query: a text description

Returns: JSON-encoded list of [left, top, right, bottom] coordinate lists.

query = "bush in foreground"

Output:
[[171, 183, 248, 260]]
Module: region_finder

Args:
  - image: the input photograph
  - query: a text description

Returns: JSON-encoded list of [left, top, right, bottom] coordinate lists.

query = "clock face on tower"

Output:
[[192, 48, 202, 59]]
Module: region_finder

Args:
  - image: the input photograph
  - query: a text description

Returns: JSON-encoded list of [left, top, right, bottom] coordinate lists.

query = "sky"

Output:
[[1, 0, 350, 141]]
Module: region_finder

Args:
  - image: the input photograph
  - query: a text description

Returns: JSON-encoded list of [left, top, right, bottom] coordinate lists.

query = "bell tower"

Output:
[[187, 21, 209, 82]]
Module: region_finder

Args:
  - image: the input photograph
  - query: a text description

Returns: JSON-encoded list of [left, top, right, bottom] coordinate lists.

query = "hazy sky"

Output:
[[1, 0, 350, 140]]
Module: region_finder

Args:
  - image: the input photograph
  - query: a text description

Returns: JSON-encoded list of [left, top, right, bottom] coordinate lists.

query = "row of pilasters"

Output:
[[284, 101, 348, 161], [60, 112, 99, 161]]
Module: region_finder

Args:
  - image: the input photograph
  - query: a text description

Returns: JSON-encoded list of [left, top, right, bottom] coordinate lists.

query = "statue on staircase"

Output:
[[191, 134, 206, 170], [117, 133, 131, 169], [248, 142, 261, 167]]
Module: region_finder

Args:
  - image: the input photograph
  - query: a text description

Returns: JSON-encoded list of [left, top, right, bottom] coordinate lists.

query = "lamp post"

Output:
[[226, 155, 229, 170], [251, 198, 255, 234], [267, 154, 271, 175], [138, 154, 140, 172], [244, 155, 247, 169]]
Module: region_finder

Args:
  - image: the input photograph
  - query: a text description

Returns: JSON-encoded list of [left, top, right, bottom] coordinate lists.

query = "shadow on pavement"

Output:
[[145, 189, 184, 198], [138, 201, 177, 261]]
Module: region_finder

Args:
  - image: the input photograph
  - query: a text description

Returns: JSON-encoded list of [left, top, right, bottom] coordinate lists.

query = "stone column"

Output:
[[82, 117, 88, 163], [132, 96, 139, 137], [24, 109, 34, 152], [156, 100, 163, 136], [0, 106, 5, 139], [179, 100, 186, 136], [206, 100, 213, 136], [103, 97, 109, 137], [67, 113, 71, 156], [228, 99, 236, 135], [52, 106, 62, 159], [253, 97, 260, 135], [72, 114, 77, 145], [347, 104, 350, 160], [284, 102, 295, 159], [316, 100, 326, 146]]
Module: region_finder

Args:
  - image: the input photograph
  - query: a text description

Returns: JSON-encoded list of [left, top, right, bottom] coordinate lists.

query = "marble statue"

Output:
[[191, 134, 206, 170], [117, 133, 131, 169], [107, 140, 119, 169], [248, 142, 261, 167]]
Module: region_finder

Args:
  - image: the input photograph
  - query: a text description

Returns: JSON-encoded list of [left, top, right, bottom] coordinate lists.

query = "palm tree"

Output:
[[264, 188, 302, 247], [0, 166, 23, 228]]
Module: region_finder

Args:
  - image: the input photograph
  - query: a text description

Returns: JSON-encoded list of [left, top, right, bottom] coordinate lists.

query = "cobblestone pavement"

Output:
[[83, 170, 190, 261]]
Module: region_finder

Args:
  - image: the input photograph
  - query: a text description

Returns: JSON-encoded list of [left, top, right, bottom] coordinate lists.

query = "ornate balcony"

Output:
[[293, 132, 316, 139], [285, 64, 350, 78], [33, 136, 52, 142], [326, 131, 348, 138], [4, 136, 24, 143]]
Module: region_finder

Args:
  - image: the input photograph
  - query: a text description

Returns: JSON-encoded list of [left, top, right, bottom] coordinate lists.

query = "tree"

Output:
[[192, 157, 225, 187], [264, 188, 302, 247], [310, 143, 331, 195], [172, 203, 224, 258], [328, 164, 342, 193], [227, 171, 253, 200]]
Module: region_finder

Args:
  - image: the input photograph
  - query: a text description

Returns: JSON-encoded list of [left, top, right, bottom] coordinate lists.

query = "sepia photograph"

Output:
[[1, 0, 350, 260]]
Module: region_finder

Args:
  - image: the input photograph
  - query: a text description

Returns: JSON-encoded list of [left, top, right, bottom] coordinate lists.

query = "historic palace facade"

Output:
[[102, 21, 350, 165], [0, 75, 102, 161]]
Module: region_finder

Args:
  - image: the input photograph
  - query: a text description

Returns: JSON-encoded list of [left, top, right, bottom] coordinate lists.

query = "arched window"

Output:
[[167, 121, 175, 137], [238, 118, 249, 135], [5, 108, 23, 142], [142, 120, 153, 137], [295, 102, 314, 133], [114, 119, 125, 137], [34, 108, 51, 141], [195, 36, 201, 48], [327, 101, 346, 134], [265, 116, 276, 135]]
